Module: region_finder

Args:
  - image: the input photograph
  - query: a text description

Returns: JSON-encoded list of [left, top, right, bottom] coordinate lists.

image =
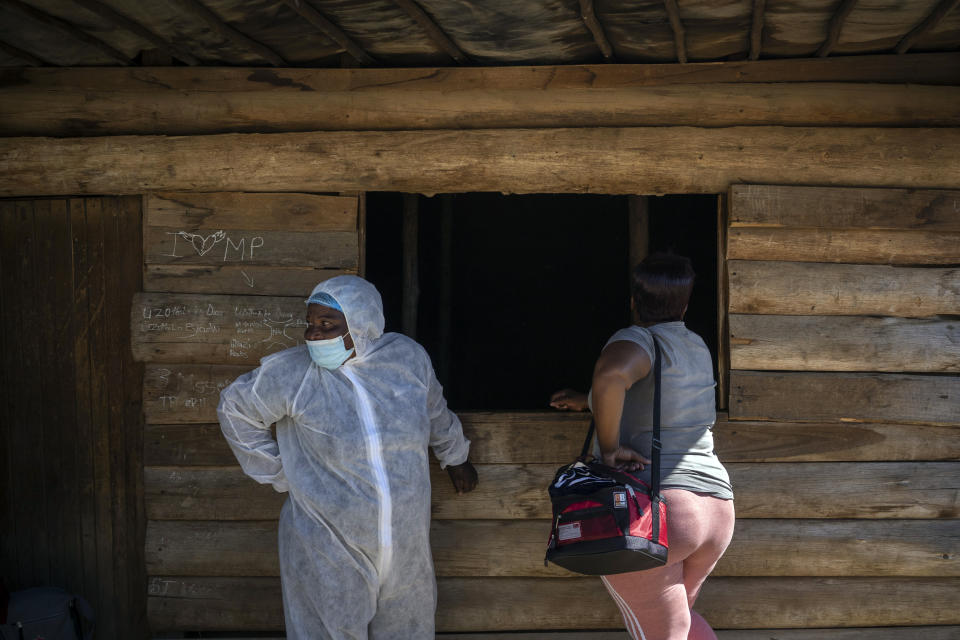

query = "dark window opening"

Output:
[[647, 195, 720, 384], [365, 193, 718, 411]]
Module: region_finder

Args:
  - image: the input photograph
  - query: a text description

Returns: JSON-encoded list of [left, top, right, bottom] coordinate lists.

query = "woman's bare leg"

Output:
[[601, 490, 734, 640]]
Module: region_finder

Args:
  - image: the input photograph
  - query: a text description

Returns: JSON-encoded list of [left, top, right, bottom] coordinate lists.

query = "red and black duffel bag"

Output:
[[545, 338, 668, 575]]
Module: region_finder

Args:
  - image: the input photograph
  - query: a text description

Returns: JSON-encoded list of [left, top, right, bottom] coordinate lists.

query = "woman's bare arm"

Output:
[[592, 340, 652, 470]]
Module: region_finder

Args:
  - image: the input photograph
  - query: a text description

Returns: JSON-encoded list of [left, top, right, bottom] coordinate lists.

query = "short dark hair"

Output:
[[631, 253, 695, 323]]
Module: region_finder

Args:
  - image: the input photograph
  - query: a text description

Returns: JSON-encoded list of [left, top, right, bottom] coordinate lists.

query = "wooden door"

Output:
[[0, 196, 145, 638]]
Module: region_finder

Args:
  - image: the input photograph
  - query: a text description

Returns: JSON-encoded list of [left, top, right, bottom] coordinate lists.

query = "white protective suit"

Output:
[[217, 276, 470, 639]]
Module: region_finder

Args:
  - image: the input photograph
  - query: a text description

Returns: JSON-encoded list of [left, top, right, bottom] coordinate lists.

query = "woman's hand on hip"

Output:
[[601, 445, 650, 472]]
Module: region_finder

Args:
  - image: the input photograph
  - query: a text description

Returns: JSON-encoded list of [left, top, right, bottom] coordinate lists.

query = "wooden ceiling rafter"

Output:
[[390, 0, 469, 64], [662, 0, 687, 64], [749, 0, 766, 60], [71, 0, 200, 66], [0, 38, 48, 65], [579, 0, 615, 61], [167, 0, 287, 66], [1, 0, 132, 65], [895, 0, 960, 54], [816, 0, 859, 57], [280, 0, 376, 65]]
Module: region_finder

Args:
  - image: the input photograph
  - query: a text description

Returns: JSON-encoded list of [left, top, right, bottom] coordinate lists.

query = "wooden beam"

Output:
[[146, 518, 960, 578], [663, 0, 687, 63], [3, 54, 955, 91], [71, 0, 200, 65], [729, 185, 960, 230], [748, 0, 765, 60], [166, 0, 286, 66], [0, 39, 48, 66], [279, 0, 375, 65], [146, 576, 960, 631], [145, 461, 960, 520], [6, 72, 959, 138], [0, 0, 131, 65], [729, 315, 960, 373], [144, 192, 358, 231], [728, 261, 960, 317], [3, 127, 960, 198], [728, 228, 960, 265], [579, 0, 615, 61], [729, 370, 960, 425], [816, 0, 859, 57], [895, 0, 960, 54], [144, 265, 351, 296], [391, 0, 468, 64], [144, 416, 960, 465]]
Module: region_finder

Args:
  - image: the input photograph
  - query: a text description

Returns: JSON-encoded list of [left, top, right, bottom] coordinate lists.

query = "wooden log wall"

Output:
[[0, 196, 145, 639], [132, 191, 365, 634], [1, 55, 960, 198], [140, 193, 960, 637], [2, 54, 957, 638], [722, 184, 960, 632]]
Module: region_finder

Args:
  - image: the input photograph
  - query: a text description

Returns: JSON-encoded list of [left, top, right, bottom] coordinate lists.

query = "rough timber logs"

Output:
[[145, 518, 958, 578], [728, 185, 960, 230], [1, 83, 958, 136], [1, 56, 959, 136], [142, 192, 358, 295], [727, 261, 960, 317], [729, 371, 960, 425], [726, 228, 960, 264], [146, 575, 960, 631], [728, 315, 960, 373], [2, 127, 960, 197], [144, 462, 960, 520], [144, 418, 960, 465]]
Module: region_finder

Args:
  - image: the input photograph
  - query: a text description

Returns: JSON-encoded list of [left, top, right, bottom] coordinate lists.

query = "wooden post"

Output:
[[627, 195, 649, 269], [402, 194, 419, 339], [437, 195, 454, 385], [716, 193, 729, 410], [628, 196, 649, 323]]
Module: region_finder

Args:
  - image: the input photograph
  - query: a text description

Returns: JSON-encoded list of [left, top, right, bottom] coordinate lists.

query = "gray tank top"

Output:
[[591, 322, 733, 500]]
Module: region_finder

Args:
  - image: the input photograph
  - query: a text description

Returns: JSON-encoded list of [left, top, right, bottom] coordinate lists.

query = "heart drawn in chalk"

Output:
[[178, 230, 226, 256]]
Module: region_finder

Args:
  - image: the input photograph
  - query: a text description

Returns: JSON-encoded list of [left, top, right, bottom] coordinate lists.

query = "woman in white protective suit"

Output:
[[218, 275, 478, 639]]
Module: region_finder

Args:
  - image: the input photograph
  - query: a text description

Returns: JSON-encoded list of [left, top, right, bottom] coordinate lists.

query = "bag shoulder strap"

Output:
[[650, 336, 663, 497], [579, 334, 663, 496]]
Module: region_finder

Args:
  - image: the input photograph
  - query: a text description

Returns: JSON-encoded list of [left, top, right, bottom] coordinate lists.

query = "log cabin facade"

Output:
[[1, 2, 959, 638]]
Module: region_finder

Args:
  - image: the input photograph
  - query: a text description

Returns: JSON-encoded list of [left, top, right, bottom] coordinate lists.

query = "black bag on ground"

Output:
[[544, 337, 669, 575], [0, 587, 94, 640]]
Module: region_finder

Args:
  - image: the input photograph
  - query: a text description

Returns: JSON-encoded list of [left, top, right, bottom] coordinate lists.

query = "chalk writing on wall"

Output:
[[164, 230, 265, 261], [148, 366, 240, 414], [137, 294, 307, 360]]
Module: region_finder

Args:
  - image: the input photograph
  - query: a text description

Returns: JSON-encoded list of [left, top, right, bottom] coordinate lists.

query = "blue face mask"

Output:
[[306, 332, 354, 370]]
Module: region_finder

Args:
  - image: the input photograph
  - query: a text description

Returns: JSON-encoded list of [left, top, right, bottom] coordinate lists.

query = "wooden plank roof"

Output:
[[0, 0, 957, 68]]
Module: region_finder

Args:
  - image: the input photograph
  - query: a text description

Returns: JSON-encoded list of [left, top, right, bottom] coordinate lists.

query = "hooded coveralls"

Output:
[[217, 276, 470, 639]]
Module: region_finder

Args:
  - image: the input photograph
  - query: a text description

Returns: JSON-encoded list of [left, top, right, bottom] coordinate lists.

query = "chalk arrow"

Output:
[[240, 270, 255, 288]]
